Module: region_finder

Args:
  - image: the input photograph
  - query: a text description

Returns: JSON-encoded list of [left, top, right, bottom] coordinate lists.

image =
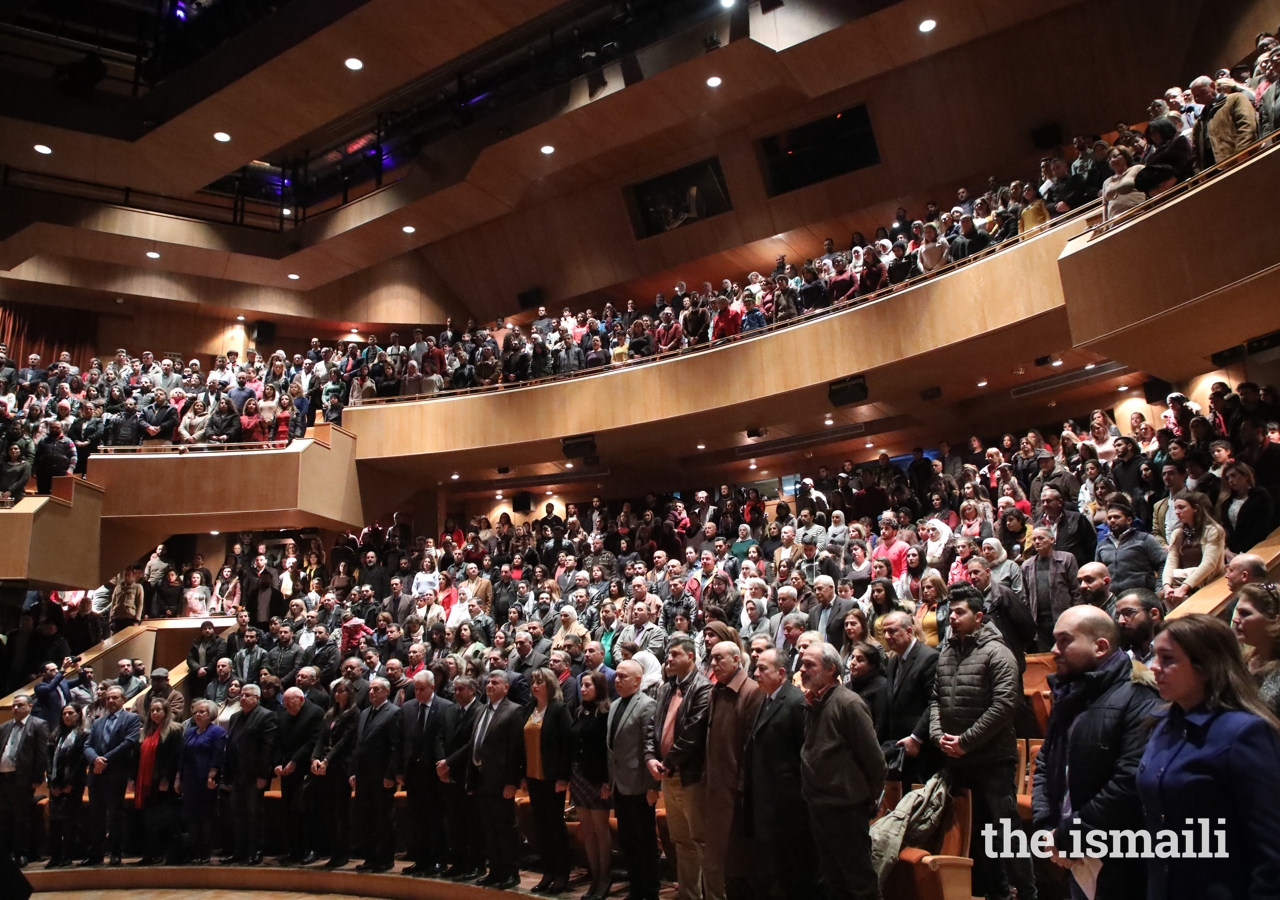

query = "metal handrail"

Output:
[[357, 199, 1103, 407]]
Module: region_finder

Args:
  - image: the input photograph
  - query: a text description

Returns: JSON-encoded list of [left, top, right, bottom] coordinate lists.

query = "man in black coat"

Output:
[[358, 550, 391, 604], [444, 670, 525, 889], [242, 555, 280, 627], [398, 670, 454, 876], [349, 676, 401, 872], [0, 694, 50, 867], [222, 683, 277, 865], [879, 612, 942, 785], [967, 560, 1037, 674], [306, 626, 340, 686], [273, 687, 324, 864], [1031, 606, 1159, 899], [438, 675, 484, 880], [1041, 487, 1097, 568], [806, 575, 854, 646], [185, 620, 226, 700], [743, 650, 817, 900]]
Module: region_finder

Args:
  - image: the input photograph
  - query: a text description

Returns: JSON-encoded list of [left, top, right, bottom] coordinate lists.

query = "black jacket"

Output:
[[1051, 509, 1098, 569], [186, 636, 227, 676], [0, 716, 49, 784], [569, 707, 609, 785], [743, 681, 810, 840], [311, 709, 359, 777], [1032, 654, 1160, 897], [645, 670, 712, 784], [849, 672, 890, 743], [531, 699, 573, 783], [275, 701, 324, 771], [447, 697, 525, 795], [225, 704, 278, 786], [1224, 487, 1275, 554], [982, 583, 1038, 673], [883, 640, 940, 750], [399, 694, 453, 778], [350, 701, 401, 783]]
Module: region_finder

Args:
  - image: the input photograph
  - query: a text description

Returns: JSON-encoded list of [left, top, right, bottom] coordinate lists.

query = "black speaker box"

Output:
[[517, 288, 544, 310], [512, 491, 533, 514], [828, 375, 869, 407], [562, 434, 597, 458], [1031, 122, 1063, 150], [1143, 378, 1175, 405], [251, 320, 276, 345]]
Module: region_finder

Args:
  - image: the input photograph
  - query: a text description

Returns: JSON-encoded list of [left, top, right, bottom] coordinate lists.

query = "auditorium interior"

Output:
[[3, 0, 1280, 898]]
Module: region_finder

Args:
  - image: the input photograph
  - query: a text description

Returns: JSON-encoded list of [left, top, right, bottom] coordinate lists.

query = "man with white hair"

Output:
[[806, 574, 853, 646], [608, 660, 660, 900], [274, 686, 323, 864], [399, 670, 454, 876], [223, 683, 276, 866]]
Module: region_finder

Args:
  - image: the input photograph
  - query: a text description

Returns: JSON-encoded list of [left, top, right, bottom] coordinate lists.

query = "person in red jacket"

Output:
[[711, 295, 742, 340]]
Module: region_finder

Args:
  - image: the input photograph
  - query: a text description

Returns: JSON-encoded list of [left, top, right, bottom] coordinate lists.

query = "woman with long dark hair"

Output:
[[525, 668, 573, 894], [310, 679, 359, 868], [569, 671, 613, 900], [1139, 615, 1280, 898], [135, 697, 184, 865], [1221, 461, 1275, 556], [45, 704, 88, 868], [1162, 490, 1225, 605], [1232, 584, 1280, 718]]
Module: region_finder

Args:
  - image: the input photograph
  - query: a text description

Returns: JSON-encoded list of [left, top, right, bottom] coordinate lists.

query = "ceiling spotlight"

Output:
[[824, 418, 834, 426], [565, 462, 573, 468], [210, 531, 219, 536], [236, 315, 245, 321], [344, 58, 363, 70], [402, 225, 416, 234], [748, 463, 757, 470], [1051, 358, 1063, 367], [33, 144, 52, 155], [281, 208, 292, 216], [213, 132, 231, 142], [1118, 385, 1129, 391], [146, 251, 160, 259], [866, 442, 875, 449], [287, 273, 300, 280], [706, 76, 722, 87], [546, 490, 553, 495], [351, 327, 359, 333], [919, 19, 937, 32], [977, 379, 988, 387], [1085, 362, 1096, 370], [696, 443, 706, 449], [720, 0, 735, 7], [1047, 401, 1058, 407], [450, 473, 460, 480], [496, 493, 503, 499], [540, 145, 555, 155]]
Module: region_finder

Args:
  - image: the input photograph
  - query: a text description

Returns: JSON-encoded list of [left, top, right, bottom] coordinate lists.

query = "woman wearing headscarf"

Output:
[[825, 510, 851, 564], [981, 538, 1024, 597], [923, 519, 956, 575]]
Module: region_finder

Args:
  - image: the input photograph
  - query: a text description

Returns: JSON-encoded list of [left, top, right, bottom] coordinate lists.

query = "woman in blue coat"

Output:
[[1138, 614, 1280, 899], [176, 698, 227, 863]]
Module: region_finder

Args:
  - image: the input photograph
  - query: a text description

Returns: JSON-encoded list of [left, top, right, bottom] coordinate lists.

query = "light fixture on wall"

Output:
[[918, 19, 936, 32]]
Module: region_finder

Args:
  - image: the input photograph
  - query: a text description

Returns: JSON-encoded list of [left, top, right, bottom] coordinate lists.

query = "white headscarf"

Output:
[[925, 519, 953, 561]]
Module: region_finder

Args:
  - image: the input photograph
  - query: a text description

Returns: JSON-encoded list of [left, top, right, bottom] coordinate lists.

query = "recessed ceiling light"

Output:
[[210, 531, 219, 536], [720, 0, 735, 7], [236, 315, 245, 321], [748, 463, 757, 470], [919, 19, 937, 32], [760, 470, 768, 474], [696, 443, 706, 449], [344, 58, 363, 70], [1051, 358, 1063, 367], [706, 76, 722, 87], [977, 379, 988, 387], [402, 225, 416, 234], [1047, 401, 1057, 407], [146, 251, 160, 259], [866, 442, 875, 448], [1118, 385, 1129, 391], [546, 491, 553, 495], [450, 473, 460, 480], [1085, 362, 1096, 370], [824, 417, 834, 425], [351, 327, 359, 333], [282, 208, 292, 216], [496, 493, 503, 499], [33, 144, 52, 155], [540, 145, 555, 155], [287, 273, 300, 280], [213, 132, 231, 142], [565, 462, 573, 468]]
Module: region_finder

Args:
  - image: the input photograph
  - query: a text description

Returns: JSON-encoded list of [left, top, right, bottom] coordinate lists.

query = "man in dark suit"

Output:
[[186, 620, 227, 700], [242, 554, 280, 626], [1041, 487, 1097, 568], [485, 647, 531, 708], [349, 676, 401, 872], [273, 687, 324, 864], [0, 694, 49, 867], [398, 670, 454, 876], [607, 660, 660, 900], [307, 626, 341, 686], [444, 670, 525, 889], [806, 575, 854, 647], [222, 683, 277, 865], [743, 650, 817, 900], [438, 675, 484, 880], [879, 612, 942, 785], [509, 629, 548, 677], [81, 685, 141, 866], [581, 641, 617, 698]]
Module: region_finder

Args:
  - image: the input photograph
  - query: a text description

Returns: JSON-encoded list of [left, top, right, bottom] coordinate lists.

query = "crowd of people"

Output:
[[1, 36, 1280, 900], [0, 41, 1273, 474], [3, 365, 1280, 898]]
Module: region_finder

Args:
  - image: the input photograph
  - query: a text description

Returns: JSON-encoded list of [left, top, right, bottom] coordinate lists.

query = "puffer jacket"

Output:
[[801, 683, 886, 813], [1095, 528, 1167, 594], [929, 620, 1020, 766]]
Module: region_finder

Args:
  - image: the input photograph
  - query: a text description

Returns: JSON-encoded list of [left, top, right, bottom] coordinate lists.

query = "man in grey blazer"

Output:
[[608, 660, 661, 900]]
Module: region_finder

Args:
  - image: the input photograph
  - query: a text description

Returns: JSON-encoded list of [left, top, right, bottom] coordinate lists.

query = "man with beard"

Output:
[[1112, 589, 1165, 667]]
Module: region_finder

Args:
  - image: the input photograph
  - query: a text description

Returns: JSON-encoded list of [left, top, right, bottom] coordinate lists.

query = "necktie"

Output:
[[414, 704, 428, 757], [659, 685, 683, 758], [102, 713, 117, 745], [473, 705, 495, 765]]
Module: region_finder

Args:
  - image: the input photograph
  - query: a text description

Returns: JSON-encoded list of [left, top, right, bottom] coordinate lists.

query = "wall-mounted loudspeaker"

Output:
[[250, 320, 276, 345], [1143, 378, 1175, 405], [517, 288, 544, 310], [562, 434, 597, 459], [512, 491, 533, 514], [828, 375, 869, 407]]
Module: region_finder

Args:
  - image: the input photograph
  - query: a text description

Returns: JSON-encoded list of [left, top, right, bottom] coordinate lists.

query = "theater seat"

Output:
[[1016, 739, 1043, 823], [882, 788, 973, 900]]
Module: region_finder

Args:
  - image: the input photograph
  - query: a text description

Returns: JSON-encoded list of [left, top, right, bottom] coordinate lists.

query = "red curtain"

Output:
[[0, 301, 99, 375]]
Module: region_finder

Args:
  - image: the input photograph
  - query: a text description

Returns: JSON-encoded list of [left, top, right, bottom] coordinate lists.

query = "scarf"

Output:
[[135, 728, 161, 809], [925, 521, 953, 560]]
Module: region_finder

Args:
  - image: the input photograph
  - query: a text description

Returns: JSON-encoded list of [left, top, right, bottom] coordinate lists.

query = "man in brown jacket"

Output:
[[799, 642, 886, 900], [703, 641, 764, 900], [1190, 75, 1258, 169]]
